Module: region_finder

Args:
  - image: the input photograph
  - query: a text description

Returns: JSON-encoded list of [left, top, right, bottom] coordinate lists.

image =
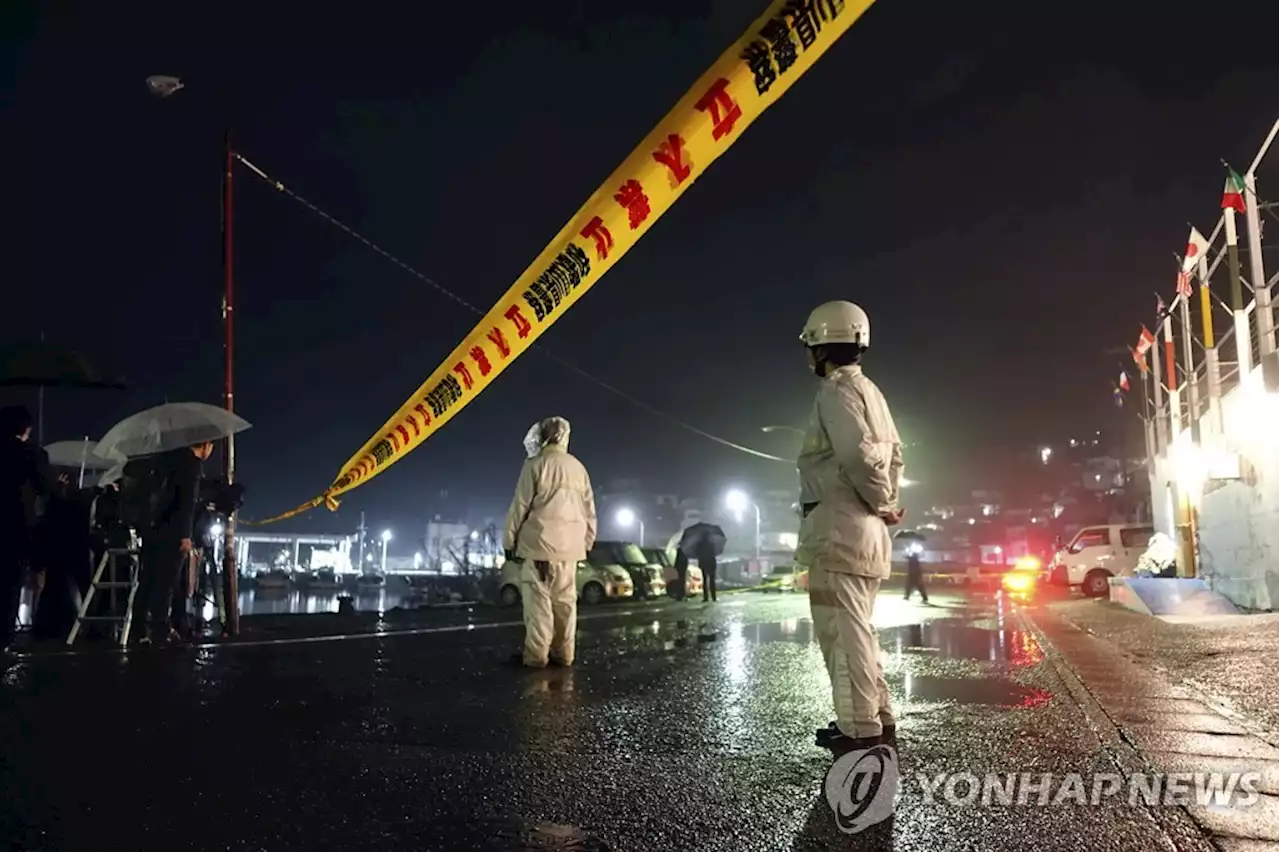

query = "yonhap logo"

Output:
[[824, 744, 900, 834]]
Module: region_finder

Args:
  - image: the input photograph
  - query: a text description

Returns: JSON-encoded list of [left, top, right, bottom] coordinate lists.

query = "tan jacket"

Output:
[[503, 445, 597, 563], [796, 365, 903, 578]]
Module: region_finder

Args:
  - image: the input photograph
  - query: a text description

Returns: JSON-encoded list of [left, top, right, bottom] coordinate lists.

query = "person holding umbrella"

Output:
[[796, 301, 905, 754], [96, 401, 251, 644], [677, 523, 726, 604], [899, 533, 929, 604], [503, 417, 596, 669], [129, 441, 213, 643]]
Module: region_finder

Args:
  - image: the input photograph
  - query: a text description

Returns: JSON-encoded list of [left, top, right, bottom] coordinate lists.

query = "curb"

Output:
[[1017, 605, 1221, 852]]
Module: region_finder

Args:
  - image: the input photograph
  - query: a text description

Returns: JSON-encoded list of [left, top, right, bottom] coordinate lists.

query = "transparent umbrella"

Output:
[[97, 402, 251, 459], [44, 439, 124, 470]]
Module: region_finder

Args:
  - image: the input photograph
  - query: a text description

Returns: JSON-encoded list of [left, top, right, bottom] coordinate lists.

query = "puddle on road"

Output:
[[471, 820, 610, 851], [904, 674, 1053, 707], [884, 622, 1043, 667]]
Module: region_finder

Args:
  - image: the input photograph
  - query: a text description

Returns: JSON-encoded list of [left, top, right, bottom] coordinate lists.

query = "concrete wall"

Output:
[[1148, 365, 1279, 611]]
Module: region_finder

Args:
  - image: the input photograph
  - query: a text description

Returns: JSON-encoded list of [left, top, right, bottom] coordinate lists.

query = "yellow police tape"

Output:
[[250, 0, 876, 525]]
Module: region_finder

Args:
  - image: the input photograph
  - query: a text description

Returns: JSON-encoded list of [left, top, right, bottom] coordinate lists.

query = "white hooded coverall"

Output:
[[796, 364, 903, 738], [503, 422, 597, 667]]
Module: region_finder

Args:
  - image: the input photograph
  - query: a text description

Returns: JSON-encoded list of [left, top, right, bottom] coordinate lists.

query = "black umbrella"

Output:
[[0, 342, 126, 389], [0, 342, 126, 443], [678, 522, 727, 558]]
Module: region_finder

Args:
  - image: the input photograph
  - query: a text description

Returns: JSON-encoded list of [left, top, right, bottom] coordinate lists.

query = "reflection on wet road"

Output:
[[0, 587, 1192, 850]]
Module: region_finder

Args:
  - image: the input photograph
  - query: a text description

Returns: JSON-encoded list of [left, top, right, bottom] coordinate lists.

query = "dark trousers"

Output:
[[904, 561, 928, 601], [1, 561, 24, 648], [134, 537, 186, 638], [700, 561, 717, 602], [675, 564, 687, 600]]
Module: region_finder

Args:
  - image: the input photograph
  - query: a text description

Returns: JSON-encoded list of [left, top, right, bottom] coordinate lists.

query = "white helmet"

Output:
[[799, 301, 870, 348]]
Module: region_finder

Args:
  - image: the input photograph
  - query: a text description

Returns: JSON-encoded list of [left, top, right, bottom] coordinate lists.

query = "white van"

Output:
[[1047, 523, 1156, 597]]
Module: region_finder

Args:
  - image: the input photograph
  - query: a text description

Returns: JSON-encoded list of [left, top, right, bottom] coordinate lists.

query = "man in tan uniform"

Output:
[[504, 417, 597, 668], [796, 301, 905, 752]]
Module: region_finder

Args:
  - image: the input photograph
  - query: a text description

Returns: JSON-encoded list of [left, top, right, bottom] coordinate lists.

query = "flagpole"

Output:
[[1151, 327, 1167, 451], [1177, 294, 1199, 440], [1243, 171, 1277, 388], [1223, 203, 1253, 379], [1197, 253, 1223, 435], [1163, 310, 1180, 440], [1138, 356, 1154, 461]]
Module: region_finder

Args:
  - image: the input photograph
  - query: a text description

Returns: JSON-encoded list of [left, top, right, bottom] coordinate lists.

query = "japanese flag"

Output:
[[1182, 227, 1209, 272]]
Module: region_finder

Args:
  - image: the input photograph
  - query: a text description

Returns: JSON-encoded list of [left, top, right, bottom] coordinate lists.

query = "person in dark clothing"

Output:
[[31, 479, 96, 640], [132, 441, 212, 644], [1, 406, 50, 650], [672, 549, 689, 601], [696, 540, 718, 603], [903, 549, 929, 603]]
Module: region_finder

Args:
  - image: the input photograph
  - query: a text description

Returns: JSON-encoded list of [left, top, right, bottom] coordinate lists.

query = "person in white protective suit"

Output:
[[795, 301, 905, 753], [503, 416, 598, 668]]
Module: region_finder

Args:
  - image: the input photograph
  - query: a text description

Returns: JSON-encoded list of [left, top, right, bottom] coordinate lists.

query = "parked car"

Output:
[[589, 541, 666, 598], [642, 546, 703, 598], [1046, 523, 1156, 597], [497, 558, 633, 607], [763, 564, 807, 593]]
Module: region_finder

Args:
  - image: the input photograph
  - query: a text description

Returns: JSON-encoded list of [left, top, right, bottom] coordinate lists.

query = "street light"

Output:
[[148, 74, 241, 636], [725, 488, 761, 560], [761, 424, 805, 436], [615, 507, 644, 547], [380, 529, 392, 574]]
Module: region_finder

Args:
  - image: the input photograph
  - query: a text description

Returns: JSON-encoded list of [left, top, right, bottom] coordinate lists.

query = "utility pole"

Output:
[[148, 76, 240, 635], [221, 128, 240, 635]]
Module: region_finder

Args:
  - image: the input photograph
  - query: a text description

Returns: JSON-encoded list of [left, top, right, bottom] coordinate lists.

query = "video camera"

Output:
[[195, 478, 246, 547]]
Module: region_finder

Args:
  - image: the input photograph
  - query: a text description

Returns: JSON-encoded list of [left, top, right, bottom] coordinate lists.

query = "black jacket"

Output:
[[151, 448, 203, 540], [1, 438, 50, 551]]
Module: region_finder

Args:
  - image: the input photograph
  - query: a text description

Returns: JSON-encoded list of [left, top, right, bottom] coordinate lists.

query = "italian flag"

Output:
[[1222, 169, 1246, 213]]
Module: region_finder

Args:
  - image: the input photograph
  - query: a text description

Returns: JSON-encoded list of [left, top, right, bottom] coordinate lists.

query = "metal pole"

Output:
[[1178, 295, 1199, 440], [1223, 206, 1253, 378], [753, 504, 761, 560], [357, 511, 367, 569], [1198, 254, 1223, 435], [221, 128, 240, 636], [639, 520, 645, 548], [380, 538, 388, 574], [1244, 171, 1277, 387], [1163, 313, 1180, 442], [1152, 334, 1167, 451]]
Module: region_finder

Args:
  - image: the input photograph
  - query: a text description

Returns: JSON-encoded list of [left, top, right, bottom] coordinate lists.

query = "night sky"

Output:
[[3, 0, 1276, 543]]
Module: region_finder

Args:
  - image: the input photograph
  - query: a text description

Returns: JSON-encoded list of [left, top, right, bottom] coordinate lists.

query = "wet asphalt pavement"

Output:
[[0, 584, 1269, 851]]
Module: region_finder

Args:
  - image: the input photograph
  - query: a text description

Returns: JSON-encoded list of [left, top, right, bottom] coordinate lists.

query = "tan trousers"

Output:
[[809, 563, 894, 738], [521, 561, 577, 667]]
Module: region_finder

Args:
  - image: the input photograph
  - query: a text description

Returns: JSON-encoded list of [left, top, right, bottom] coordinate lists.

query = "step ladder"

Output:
[[66, 548, 140, 647]]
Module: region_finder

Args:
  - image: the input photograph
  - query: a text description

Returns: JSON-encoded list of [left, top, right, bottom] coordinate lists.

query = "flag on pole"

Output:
[[1175, 269, 1193, 298], [1156, 293, 1167, 317], [1221, 169, 1247, 213], [1182, 226, 1209, 272], [1136, 325, 1156, 356], [1119, 370, 1130, 391], [1131, 347, 1148, 373]]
